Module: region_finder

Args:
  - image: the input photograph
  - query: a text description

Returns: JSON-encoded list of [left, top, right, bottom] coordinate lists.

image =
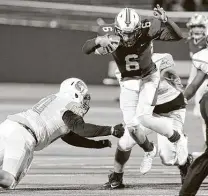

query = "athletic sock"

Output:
[[139, 137, 154, 152], [168, 130, 181, 143]]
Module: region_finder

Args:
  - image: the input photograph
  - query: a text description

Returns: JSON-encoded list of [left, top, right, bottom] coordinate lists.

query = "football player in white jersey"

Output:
[[186, 14, 208, 147], [104, 53, 191, 188], [179, 37, 208, 196], [0, 78, 125, 189]]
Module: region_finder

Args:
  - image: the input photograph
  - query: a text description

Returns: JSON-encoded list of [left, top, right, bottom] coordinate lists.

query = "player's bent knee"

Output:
[[118, 137, 135, 151], [0, 170, 16, 189]]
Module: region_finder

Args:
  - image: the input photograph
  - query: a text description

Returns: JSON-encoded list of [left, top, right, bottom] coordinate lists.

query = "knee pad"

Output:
[[117, 133, 136, 151]]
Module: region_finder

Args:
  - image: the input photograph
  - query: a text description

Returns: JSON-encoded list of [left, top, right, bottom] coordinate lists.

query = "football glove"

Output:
[[96, 139, 112, 148], [153, 4, 168, 23], [111, 123, 125, 138]]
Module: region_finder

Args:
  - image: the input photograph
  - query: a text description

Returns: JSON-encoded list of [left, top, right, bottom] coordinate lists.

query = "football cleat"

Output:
[[103, 172, 125, 189], [178, 154, 194, 184], [140, 145, 157, 174]]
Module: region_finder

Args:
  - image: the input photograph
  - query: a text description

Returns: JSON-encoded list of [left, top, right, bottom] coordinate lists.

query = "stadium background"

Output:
[[0, 1, 208, 195]]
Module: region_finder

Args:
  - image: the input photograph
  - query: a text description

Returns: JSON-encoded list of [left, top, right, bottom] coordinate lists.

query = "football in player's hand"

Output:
[[96, 35, 120, 55]]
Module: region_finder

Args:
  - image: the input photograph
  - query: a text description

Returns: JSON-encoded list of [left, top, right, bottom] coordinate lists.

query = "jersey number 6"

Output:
[[125, 54, 140, 71], [102, 26, 113, 32]]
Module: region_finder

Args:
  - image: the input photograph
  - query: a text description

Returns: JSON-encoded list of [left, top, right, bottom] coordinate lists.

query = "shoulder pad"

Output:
[[193, 49, 208, 63], [97, 24, 115, 36]]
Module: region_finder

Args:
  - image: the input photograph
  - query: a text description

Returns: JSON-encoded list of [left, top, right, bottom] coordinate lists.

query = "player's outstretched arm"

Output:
[[184, 69, 206, 100], [61, 131, 111, 149], [153, 4, 183, 41], [62, 110, 124, 138], [82, 35, 116, 55], [82, 38, 99, 54]]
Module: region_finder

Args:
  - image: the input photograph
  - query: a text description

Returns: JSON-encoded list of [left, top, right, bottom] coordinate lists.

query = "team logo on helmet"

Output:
[[75, 81, 88, 95]]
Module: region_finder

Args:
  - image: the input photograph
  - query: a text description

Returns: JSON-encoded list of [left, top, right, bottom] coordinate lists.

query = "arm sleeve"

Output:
[[184, 69, 207, 100], [74, 123, 112, 137], [187, 64, 197, 85], [61, 131, 109, 148], [157, 19, 183, 41], [62, 110, 112, 137], [82, 38, 101, 55]]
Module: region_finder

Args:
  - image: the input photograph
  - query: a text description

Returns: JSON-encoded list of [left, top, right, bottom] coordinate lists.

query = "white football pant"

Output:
[[118, 76, 186, 165], [0, 119, 36, 188]]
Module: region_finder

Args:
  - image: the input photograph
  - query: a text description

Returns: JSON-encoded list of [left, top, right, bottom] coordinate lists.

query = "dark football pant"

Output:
[[179, 92, 208, 196]]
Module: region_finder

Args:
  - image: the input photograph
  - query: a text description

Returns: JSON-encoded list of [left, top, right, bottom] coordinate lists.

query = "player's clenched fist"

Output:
[[111, 123, 125, 138], [96, 139, 112, 148], [153, 4, 168, 23]]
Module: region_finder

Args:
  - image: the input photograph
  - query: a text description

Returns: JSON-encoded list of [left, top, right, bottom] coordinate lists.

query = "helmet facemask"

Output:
[[115, 25, 141, 47], [73, 80, 91, 115], [82, 93, 91, 115], [189, 25, 206, 40]]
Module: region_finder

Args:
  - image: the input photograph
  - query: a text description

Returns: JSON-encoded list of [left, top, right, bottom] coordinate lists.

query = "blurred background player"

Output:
[[179, 30, 208, 196], [0, 77, 124, 189], [186, 14, 208, 148], [83, 5, 189, 187]]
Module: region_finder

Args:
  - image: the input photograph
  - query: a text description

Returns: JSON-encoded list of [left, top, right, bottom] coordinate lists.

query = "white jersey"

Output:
[[152, 53, 181, 105], [7, 92, 74, 151], [192, 48, 208, 74]]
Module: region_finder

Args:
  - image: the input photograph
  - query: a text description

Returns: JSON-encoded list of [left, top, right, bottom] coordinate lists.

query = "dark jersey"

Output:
[[98, 18, 181, 78], [188, 37, 207, 58]]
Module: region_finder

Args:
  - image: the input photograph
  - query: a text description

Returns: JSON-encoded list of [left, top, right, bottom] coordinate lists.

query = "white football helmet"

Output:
[[114, 8, 141, 47], [187, 14, 208, 40], [60, 78, 90, 114]]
